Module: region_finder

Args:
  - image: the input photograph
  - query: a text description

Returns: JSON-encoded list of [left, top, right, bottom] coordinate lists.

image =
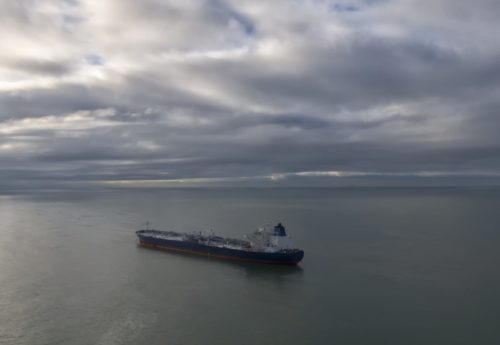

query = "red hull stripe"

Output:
[[138, 241, 298, 265]]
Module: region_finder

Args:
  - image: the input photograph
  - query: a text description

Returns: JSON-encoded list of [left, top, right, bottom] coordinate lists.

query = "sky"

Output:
[[1, 0, 500, 190]]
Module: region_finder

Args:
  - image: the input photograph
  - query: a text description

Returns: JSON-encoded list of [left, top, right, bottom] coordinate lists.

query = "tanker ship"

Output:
[[136, 223, 304, 265]]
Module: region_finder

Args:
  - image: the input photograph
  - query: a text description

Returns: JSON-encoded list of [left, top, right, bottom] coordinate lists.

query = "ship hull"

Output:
[[137, 233, 304, 265]]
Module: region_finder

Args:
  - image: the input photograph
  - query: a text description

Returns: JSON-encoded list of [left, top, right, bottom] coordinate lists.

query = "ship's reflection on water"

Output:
[[235, 262, 304, 282]]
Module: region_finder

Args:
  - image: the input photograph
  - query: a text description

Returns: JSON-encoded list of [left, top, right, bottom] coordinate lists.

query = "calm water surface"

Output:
[[1, 188, 500, 344]]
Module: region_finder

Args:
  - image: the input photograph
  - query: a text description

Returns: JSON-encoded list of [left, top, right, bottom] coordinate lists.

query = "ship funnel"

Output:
[[273, 223, 287, 237]]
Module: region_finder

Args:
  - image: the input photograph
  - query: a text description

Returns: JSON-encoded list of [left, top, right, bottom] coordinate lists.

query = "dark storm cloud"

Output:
[[0, 85, 111, 119], [1, 0, 500, 189], [185, 37, 500, 112], [4, 58, 76, 76]]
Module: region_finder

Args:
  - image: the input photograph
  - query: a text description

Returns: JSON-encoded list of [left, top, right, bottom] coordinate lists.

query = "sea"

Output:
[[1, 187, 499, 345]]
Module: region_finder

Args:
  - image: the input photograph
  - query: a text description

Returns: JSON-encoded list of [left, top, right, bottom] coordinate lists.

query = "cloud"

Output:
[[1, 0, 500, 190]]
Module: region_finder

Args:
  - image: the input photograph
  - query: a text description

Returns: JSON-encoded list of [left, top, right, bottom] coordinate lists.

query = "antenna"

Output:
[[145, 221, 150, 230]]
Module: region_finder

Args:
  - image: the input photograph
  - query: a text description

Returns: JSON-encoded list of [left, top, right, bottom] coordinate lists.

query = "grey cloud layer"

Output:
[[1, 0, 500, 189]]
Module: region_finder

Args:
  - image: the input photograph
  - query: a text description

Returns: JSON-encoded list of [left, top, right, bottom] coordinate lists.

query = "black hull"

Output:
[[136, 233, 304, 265]]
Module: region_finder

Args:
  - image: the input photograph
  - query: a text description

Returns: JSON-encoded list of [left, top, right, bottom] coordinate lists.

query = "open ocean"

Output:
[[1, 187, 499, 345]]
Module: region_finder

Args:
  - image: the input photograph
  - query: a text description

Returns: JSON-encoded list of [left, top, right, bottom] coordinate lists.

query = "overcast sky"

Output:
[[1, 0, 500, 190]]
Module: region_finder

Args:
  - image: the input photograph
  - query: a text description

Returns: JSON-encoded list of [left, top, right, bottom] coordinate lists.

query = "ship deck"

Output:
[[137, 229, 252, 251]]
